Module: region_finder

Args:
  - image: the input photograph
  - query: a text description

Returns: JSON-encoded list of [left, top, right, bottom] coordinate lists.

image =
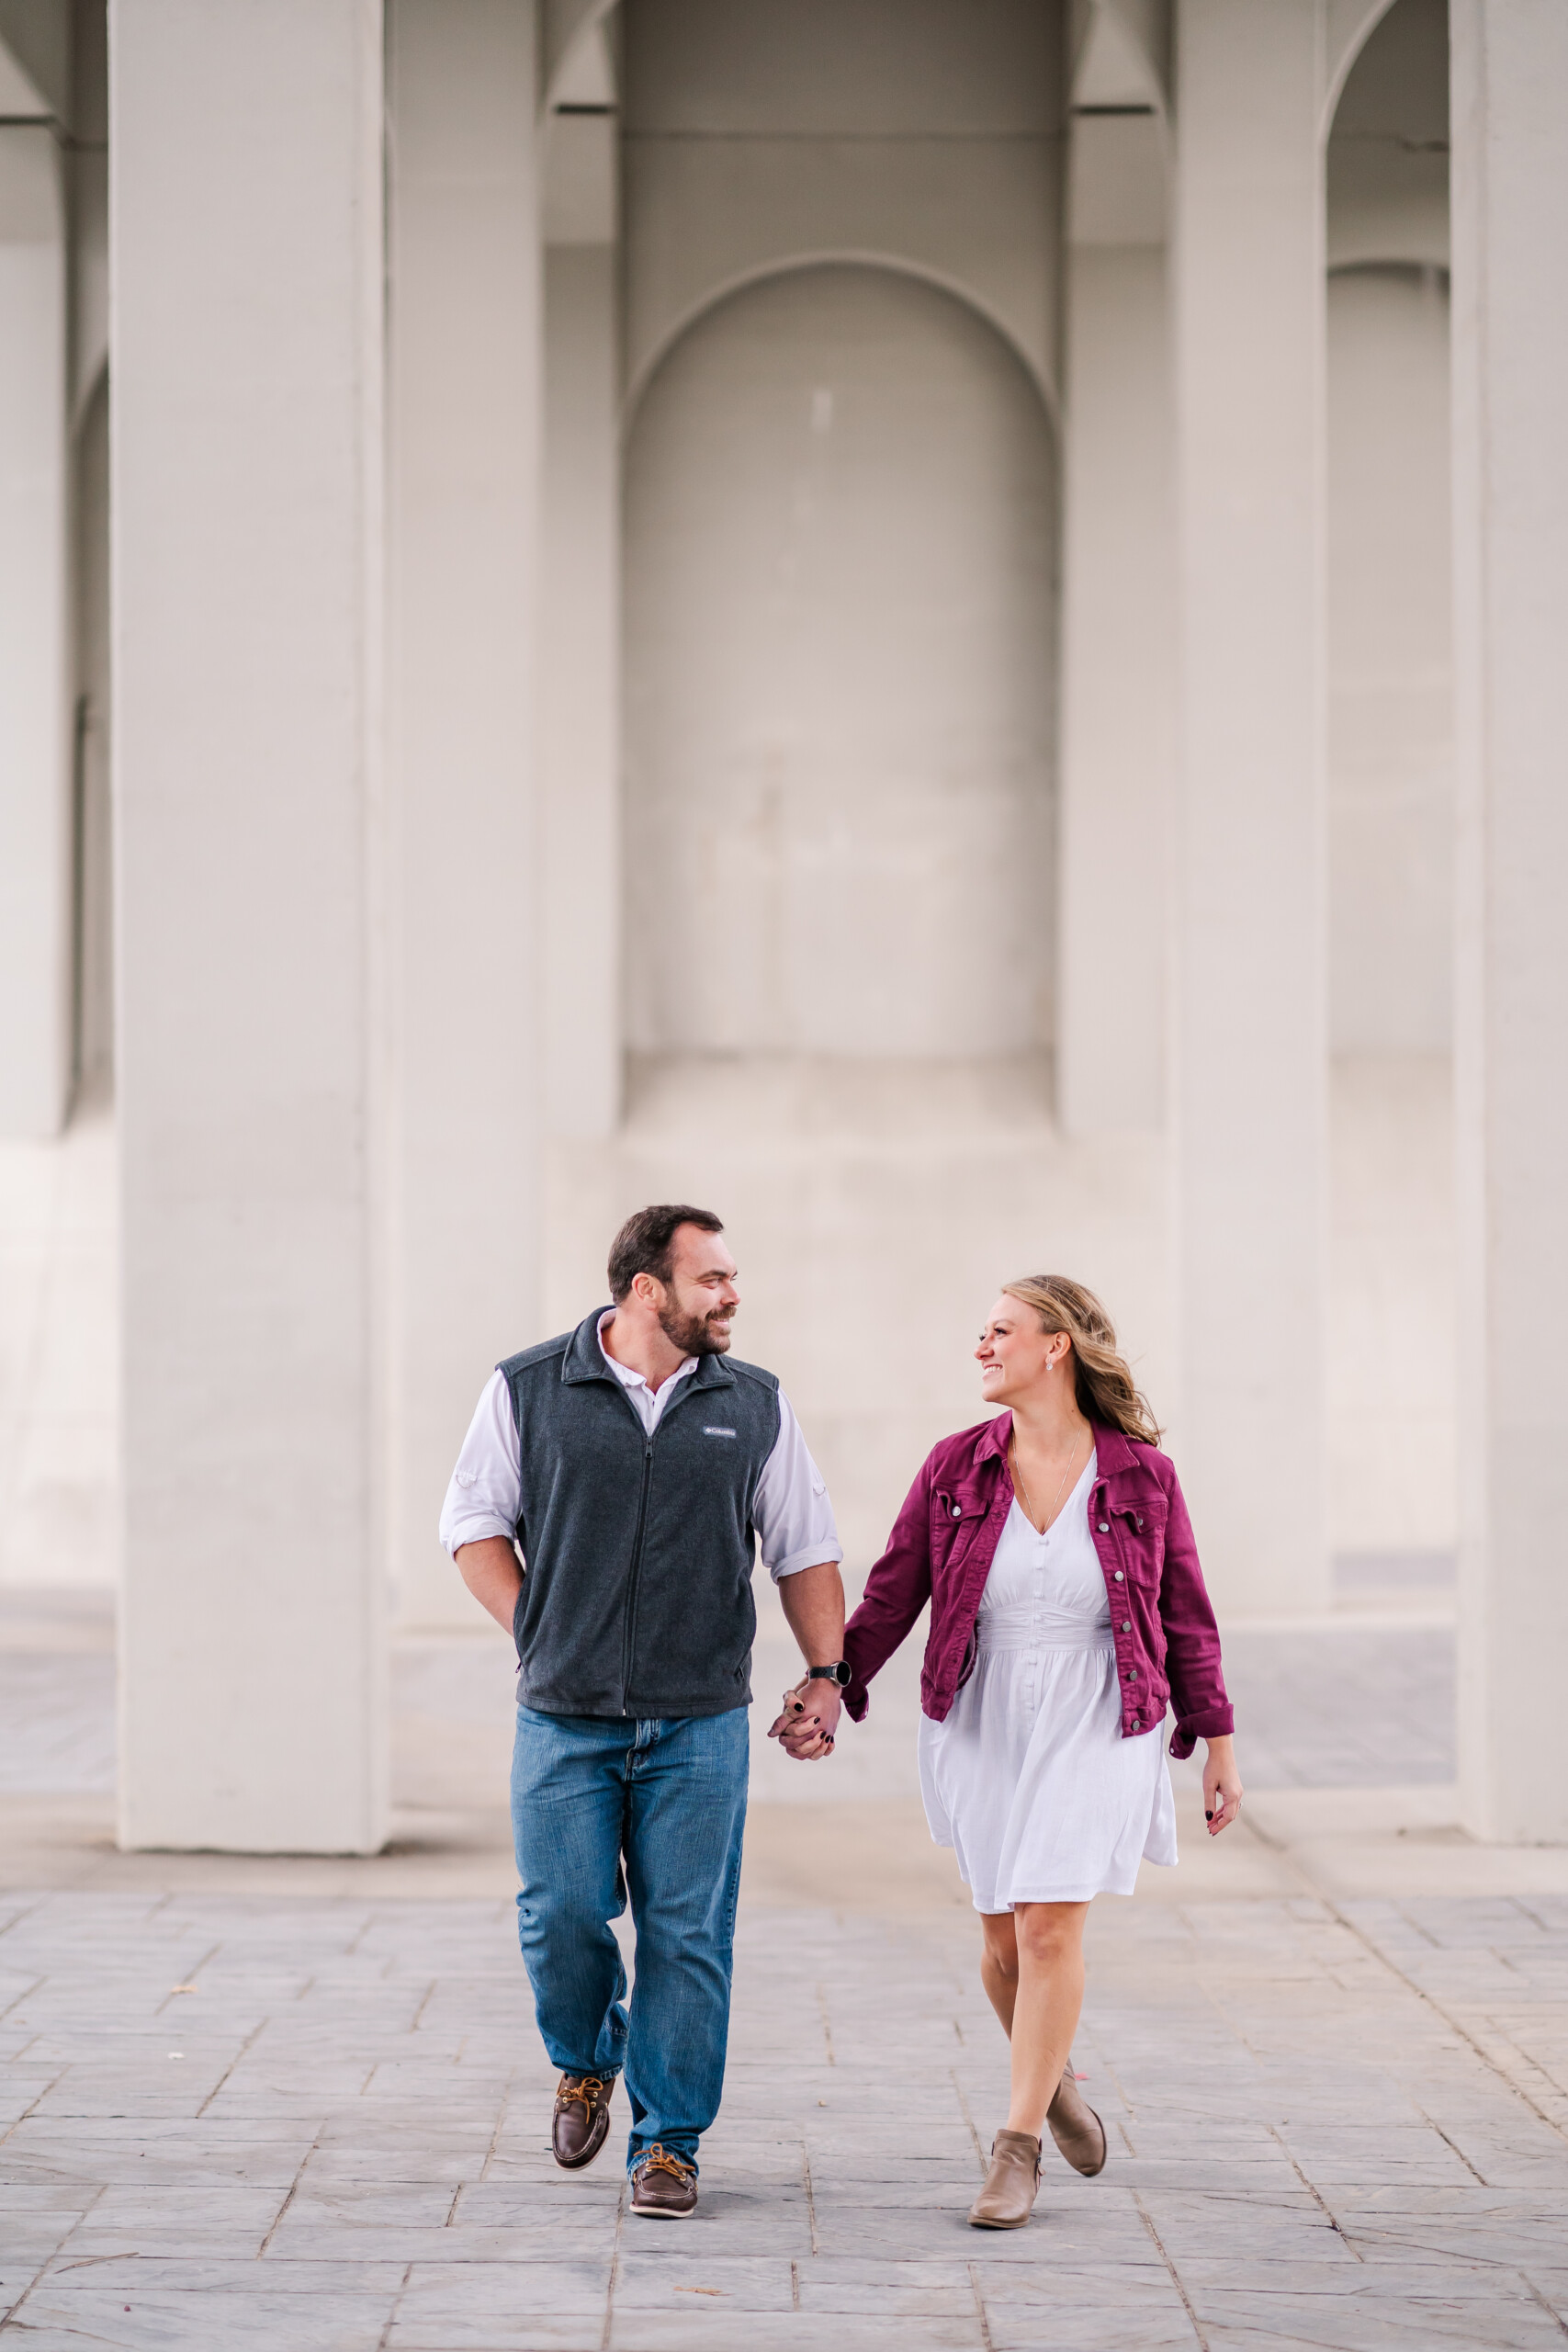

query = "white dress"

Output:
[[918, 1454, 1178, 1911]]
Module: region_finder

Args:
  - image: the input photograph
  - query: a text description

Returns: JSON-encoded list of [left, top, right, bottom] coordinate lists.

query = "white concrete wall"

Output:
[[1327, 266, 1452, 1056], [1056, 243, 1172, 1136], [113, 0, 388, 1851], [1451, 0, 1568, 1845], [1171, 0, 1328, 1614], [537, 0, 1134, 1585], [1323, 0, 1456, 1564], [73, 370, 113, 1094], [385, 0, 540, 1632], [625, 264, 1055, 1060], [541, 241, 620, 1140], [1056, 0, 1172, 1137], [0, 116, 71, 1139]]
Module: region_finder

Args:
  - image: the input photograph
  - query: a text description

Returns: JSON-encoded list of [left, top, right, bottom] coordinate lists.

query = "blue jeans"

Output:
[[510, 1703, 750, 2175]]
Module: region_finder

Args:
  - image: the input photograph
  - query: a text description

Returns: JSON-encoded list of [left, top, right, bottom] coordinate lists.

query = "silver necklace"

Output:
[[1011, 1429, 1082, 1534]]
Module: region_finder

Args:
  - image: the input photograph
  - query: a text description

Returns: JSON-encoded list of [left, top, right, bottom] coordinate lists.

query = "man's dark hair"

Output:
[[607, 1204, 725, 1303]]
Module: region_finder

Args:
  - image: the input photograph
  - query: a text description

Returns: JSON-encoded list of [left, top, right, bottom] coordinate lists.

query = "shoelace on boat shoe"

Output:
[[556, 2075, 604, 2116], [636, 2143, 694, 2184]]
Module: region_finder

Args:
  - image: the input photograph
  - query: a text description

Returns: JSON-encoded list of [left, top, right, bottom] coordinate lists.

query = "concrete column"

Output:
[[1451, 0, 1568, 1845], [113, 0, 387, 1850], [1057, 243, 1173, 1133], [1171, 0, 1328, 1613], [0, 117, 70, 1137], [386, 1, 539, 1629], [541, 243, 619, 1143]]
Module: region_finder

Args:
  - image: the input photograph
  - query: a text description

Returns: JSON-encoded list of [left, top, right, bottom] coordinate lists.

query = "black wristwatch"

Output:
[[807, 1660, 852, 1687]]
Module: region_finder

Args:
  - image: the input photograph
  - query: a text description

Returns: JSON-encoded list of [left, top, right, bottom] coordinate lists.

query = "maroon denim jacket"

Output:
[[842, 1414, 1234, 1759]]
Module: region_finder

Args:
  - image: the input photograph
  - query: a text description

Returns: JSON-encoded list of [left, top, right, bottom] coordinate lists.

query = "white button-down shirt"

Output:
[[438, 1313, 842, 1583]]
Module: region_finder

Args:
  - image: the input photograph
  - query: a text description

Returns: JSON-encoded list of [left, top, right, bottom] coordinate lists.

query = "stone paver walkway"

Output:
[[3, 1877, 1567, 2349]]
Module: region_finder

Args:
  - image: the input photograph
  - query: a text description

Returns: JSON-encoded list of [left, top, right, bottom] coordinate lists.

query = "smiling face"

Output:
[[975, 1292, 1069, 1408], [640, 1222, 741, 1357]]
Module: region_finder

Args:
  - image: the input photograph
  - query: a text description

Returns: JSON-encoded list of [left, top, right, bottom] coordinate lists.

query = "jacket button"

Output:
[[952, 1505, 962, 1520], [1098, 1521, 1110, 1533], [1121, 1621, 1131, 1633], [1114, 1570, 1124, 1582], [1125, 1668, 1137, 1679], [1132, 1715, 1142, 1728]]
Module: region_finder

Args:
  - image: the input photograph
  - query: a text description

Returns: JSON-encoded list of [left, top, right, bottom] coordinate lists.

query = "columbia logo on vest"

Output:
[[703, 1427, 738, 1438]]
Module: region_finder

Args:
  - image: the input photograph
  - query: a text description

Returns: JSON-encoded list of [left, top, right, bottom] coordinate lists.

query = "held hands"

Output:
[[1202, 1733, 1243, 1836], [766, 1674, 842, 1763]]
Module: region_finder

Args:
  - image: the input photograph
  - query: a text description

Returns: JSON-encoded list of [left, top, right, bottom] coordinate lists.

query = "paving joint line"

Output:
[[599, 2176, 626, 2352], [1266, 2121, 1362, 2259], [1134, 2188, 1212, 2352], [967, 2259, 997, 2350], [376, 2258, 412, 2352], [155, 1939, 220, 2014], [0, 2064, 66, 2144], [1472, 2018, 1568, 2131], [0, 1895, 46, 1944], [197, 2017, 266, 2116], [950, 2066, 986, 2174], [1510, 1896, 1552, 1933], [258, 2120, 324, 2257], [479, 2068, 517, 2179], [0, 1970, 44, 2026], [1416, 2106, 1490, 2185], [1522, 2273, 1568, 2342], [802, 2144, 819, 2256], [815, 1982, 836, 2066], [0, 2183, 106, 2331]]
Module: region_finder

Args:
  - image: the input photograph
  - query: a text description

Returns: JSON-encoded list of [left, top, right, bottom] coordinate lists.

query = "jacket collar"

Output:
[[560, 1306, 736, 1391], [973, 1412, 1014, 1465], [973, 1410, 1139, 1477]]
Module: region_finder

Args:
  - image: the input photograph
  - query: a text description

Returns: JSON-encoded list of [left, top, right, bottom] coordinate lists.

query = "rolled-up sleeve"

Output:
[[438, 1370, 523, 1556], [755, 1392, 842, 1582]]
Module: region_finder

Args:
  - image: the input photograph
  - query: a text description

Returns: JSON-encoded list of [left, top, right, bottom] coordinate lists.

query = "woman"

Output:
[[841, 1275, 1241, 2230]]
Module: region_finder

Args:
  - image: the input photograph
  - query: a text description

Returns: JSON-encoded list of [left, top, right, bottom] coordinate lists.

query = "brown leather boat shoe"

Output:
[[629, 2143, 698, 2219], [1046, 2064, 1108, 2177], [552, 2073, 613, 2169], [967, 2129, 1042, 2228]]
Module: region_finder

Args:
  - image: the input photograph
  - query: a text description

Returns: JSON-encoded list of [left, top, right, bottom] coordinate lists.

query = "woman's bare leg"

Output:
[[980, 1901, 1089, 2138], [979, 1908, 1021, 2038]]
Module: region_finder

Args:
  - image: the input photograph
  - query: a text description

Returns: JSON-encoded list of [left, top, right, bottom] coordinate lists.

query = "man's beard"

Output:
[[658, 1299, 734, 1358]]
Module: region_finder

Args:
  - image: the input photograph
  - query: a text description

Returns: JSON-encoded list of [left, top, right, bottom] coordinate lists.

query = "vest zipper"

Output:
[[620, 1440, 655, 1714]]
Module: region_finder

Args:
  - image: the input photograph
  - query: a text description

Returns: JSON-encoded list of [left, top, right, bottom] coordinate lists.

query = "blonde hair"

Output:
[[1001, 1274, 1162, 1446]]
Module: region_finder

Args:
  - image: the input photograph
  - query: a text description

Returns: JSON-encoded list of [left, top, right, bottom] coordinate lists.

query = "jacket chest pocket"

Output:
[[932, 1487, 987, 1572], [1108, 1498, 1166, 1582]]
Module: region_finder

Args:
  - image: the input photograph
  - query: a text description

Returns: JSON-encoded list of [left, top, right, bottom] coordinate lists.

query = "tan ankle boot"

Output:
[[967, 2129, 1042, 2228], [1046, 2064, 1108, 2177]]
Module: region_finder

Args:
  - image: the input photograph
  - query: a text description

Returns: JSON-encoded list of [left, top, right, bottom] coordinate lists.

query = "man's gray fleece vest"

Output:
[[498, 1306, 783, 1719]]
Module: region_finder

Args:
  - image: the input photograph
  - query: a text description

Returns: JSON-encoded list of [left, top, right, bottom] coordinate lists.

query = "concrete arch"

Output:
[[623, 250, 1062, 444], [623, 260, 1058, 1064], [1322, 0, 1402, 137]]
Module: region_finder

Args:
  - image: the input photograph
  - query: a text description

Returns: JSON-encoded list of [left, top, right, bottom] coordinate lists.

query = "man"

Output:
[[439, 1204, 848, 2218]]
